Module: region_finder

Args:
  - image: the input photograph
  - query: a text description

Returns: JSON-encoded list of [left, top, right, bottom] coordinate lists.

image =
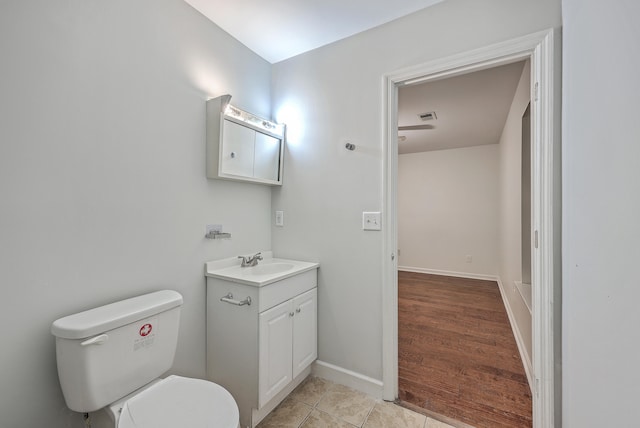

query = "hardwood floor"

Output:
[[398, 271, 532, 428]]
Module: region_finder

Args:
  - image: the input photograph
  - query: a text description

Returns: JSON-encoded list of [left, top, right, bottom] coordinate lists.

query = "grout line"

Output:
[[297, 408, 312, 428], [360, 399, 378, 427], [268, 376, 464, 428]]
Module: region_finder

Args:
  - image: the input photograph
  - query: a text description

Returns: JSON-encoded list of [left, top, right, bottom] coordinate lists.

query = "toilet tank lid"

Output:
[[51, 290, 183, 339]]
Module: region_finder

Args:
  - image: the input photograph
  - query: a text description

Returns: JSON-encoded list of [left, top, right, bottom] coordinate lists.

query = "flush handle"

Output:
[[80, 334, 109, 347]]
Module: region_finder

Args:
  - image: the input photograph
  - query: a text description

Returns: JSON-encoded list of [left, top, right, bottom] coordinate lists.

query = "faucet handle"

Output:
[[238, 253, 262, 267]]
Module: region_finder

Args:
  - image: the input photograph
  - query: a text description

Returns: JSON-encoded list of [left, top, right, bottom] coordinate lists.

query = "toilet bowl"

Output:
[[108, 375, 239, 428]]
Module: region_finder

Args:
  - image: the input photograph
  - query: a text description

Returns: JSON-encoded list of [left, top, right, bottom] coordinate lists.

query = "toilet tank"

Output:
[[51, 290, 183, 413]]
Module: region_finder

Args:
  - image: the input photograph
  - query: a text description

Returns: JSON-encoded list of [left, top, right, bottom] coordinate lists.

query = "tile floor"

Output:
[[257, 377, 458, 428]]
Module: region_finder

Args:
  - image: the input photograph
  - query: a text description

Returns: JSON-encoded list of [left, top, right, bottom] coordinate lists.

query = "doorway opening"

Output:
[[382, 29, 559, 428], [395, 59, 532, 426]]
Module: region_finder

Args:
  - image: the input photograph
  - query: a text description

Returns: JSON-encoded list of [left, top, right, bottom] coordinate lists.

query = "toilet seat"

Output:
[[116, 375, 239, 428]]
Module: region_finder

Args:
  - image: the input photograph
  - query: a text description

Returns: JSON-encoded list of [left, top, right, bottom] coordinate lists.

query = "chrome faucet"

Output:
[[238, 252, 263, 267]]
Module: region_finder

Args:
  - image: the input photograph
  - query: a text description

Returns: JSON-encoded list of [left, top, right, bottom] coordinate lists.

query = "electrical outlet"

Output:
[[275, 211, 284, 227], [362, 212, 381, 231]]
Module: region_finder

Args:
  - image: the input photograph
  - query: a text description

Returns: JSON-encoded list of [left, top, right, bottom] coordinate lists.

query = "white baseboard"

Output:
[[496, 277, 534, 393], [312, 360, 383, 399], [398, 266, 498, 282], [514, 280, 533, 314]]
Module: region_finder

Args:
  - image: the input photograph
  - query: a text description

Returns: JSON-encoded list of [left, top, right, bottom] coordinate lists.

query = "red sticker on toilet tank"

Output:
[[134, 318, 157, 351], [139, 323, 153, 337]]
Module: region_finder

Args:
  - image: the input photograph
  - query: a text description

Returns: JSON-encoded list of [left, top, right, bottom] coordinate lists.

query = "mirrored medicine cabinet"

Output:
[[206, 95, 285, 186]]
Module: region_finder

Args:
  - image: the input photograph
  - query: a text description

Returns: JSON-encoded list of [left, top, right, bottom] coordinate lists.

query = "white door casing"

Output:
[[382, 29, 558, 428]]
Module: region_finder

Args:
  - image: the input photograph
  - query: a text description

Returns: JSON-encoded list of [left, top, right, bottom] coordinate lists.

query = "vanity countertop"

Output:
[[205, 251, 319, 287]]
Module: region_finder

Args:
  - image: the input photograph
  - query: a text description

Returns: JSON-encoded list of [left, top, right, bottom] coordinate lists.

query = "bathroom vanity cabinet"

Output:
[[205, 261, 318, 428]]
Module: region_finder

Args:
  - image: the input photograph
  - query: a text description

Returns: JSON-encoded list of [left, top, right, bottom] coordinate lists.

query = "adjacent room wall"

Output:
[[271, 0, 561, 384], [398, 145, 499, 278], [0, 1, 272, 427], [563, 0, 640, 425], [497, 60, 533, 373]]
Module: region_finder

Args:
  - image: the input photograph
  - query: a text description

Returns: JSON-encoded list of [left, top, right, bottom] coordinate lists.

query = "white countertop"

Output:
[[205, 251, 319, 287]]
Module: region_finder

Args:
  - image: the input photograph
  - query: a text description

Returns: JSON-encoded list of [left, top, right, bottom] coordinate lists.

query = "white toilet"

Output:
[[51, 290, 240, 428]]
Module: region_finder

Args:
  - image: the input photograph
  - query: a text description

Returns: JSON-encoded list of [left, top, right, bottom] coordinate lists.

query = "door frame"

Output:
[[381, 29, 558, 427]]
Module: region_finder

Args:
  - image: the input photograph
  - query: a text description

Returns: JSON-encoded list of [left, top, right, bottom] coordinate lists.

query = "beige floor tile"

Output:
[[425, 417, 457, 428], [257, 397, 313, 428], [289, 376, 333, 406], [363, 401, 427, 428], [300, 409, 358, 428], [316, 384, 377, 426]]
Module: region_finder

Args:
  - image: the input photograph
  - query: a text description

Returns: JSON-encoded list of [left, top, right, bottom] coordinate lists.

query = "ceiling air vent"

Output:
[[418, 111, 437, 121]]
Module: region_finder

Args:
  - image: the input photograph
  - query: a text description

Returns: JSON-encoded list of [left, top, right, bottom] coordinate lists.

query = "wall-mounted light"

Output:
[[221, 94, 284, 137]]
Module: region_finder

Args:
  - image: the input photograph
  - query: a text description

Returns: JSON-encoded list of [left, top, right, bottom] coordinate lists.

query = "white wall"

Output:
[[398, 145, 499, 277], [0, 1, 272, 427], [562, 0, 640, 425], [497, 61, 533, 364], [271, 0, 561, 383]]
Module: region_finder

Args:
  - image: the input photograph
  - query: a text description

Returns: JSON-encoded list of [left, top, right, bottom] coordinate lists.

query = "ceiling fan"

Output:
[[398, 111, 437, 132], [398, 124, 434, 142], [397, 124, 434, 131]]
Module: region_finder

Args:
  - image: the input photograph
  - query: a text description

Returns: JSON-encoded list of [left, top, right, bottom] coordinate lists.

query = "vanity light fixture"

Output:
[[221, 96, 285, 136]]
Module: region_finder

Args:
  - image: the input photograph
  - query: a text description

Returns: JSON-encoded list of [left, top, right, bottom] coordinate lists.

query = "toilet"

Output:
[[51, 290, 240, 428]]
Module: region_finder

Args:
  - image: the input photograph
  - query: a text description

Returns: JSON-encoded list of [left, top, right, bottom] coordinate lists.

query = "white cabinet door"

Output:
[[292, 288, 317, 378], [220, 119, 255, 177], [253, 131, 281, 181], [259, 300, 293, 407]]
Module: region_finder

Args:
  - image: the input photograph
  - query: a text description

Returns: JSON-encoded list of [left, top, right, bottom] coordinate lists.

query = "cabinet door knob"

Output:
[[296, 308, 301, 313]]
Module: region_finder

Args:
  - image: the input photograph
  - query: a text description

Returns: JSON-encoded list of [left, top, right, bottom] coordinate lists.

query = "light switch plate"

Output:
[[275, 211, 284, 227], [362, 212, 381, 231]]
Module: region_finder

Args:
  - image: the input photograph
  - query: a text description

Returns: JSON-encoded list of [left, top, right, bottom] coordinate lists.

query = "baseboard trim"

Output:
[[398, 266, 498, 282], [496, 277, 534, 393], [312, 360, 383, 399]]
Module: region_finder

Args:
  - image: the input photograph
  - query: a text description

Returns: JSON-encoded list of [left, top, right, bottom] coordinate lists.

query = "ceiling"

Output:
[[183, 0, 444, 63], [398, 61, 527, 155], [183, 0, 525, 156]]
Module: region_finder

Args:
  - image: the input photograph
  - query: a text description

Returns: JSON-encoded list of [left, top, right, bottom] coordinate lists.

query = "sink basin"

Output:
[[248, 263, 295, 276], [205, 251, 319, 286]]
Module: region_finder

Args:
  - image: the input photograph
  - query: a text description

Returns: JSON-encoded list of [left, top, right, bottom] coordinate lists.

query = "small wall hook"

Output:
[[345, 142, 356, 151]]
